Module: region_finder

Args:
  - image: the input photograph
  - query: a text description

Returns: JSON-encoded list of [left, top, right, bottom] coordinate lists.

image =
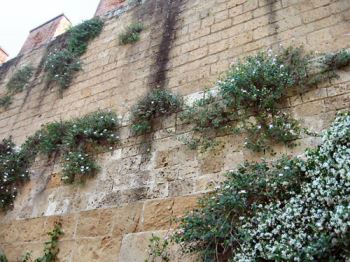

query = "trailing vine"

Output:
[[0, 253, 7, 262], [131, 89, 182, 135], [169, 111, 350, 261], [33, 223, 63, 262], [0, 65, 34, 109], [0, 223, 63, 262], [180, 47, 350, 153], [0, 110, 119, 210], [45, 18, 104, 91]]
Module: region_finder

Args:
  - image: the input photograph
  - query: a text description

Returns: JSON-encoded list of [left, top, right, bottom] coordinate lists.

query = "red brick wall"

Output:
[[0, 48, 8, 64], [19, 15, 71, 55], [95, 0, 126, 16]]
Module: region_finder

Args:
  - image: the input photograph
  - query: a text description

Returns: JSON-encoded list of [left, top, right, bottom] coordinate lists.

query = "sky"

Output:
[[0, 0, 101, 58]]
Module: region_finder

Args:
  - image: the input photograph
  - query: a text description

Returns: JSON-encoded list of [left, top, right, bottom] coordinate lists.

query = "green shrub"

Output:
[[146, 234, 170, 262], [181, 47, 350, 153], [6, 65, 33, 94], [0, 95, 12, 109], [0, 253, 7, 262], [119, 22, 144, 45], [0, 65, 34, 109], [322, 49, 350, 70], [128, 0, 142, 5], [44, 49, 81, 91], [131, 89, 182, 135], [44, 18, 104, 91], [173, 112, 350, 261], [173, 156, 305, 261], [0, 138, 31, 210], [67, 17, 104, 56], [62, 151, 98, 183], [0, 110, 119, 210]]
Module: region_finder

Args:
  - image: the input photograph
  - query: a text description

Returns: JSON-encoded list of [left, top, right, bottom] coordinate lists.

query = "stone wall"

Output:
[[0, 0, 350, 261]]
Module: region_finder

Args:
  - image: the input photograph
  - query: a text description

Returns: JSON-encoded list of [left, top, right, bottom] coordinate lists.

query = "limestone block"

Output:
[[112, 202, 143, 237], [324, 93, 350, 111], [168, 179, 194, 197], [198, 144, 225, 174], [194, 173, 226, 193], [327, 83, 350, 97], [76, 209, 114, 238], [119, 187, 149, 204], [56, 240, 75, 262], [44, 198, 71, 217], [46, 173, 62, 189], [119, 231, 164, 262], [43, 214, 77, 240], [141, 198, 175, 231], [97, 191, 122, 207], [113, 171, 151, 191], [292, 99, 326, 118], [141, 196, 199, 231], [86, 192, 108, 210], [119, 230, 198, 262], [72, 236, 122, 262], [2, 242, 42, 262]]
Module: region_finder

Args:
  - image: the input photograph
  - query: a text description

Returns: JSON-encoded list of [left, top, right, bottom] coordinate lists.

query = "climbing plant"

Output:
[[0, 65, 34, 109], [66, 17, 105, 56], [0, 252, 7, 262], [0, 110, 120, 210], [0, 223, 63, 262], [131, 89, 182, 135], [45, 18, 104, 91], [171, 111, 350, 261], [180, 47, 350, 153], [33, 223, 63, 262]]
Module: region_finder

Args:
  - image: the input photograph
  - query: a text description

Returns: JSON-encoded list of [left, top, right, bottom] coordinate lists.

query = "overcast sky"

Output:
[[0, 0, 101, 58]]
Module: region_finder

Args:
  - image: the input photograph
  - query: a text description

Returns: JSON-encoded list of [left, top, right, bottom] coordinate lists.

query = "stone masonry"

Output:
[[0, 0, 350, 261]]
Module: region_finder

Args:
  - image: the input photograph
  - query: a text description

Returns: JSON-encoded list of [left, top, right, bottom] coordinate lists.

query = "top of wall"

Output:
[[19, 14, 71, 56], [95, 0, 127, 17], [0, 47, 8, 64]]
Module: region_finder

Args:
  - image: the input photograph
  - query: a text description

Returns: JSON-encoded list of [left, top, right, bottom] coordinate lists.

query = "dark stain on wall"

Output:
[[147, 0, 184, 89], [265, 0, 280, 46]]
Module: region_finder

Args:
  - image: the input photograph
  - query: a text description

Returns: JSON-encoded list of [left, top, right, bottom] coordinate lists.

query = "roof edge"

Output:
[[29, 13, 71, 33], [0, 46, 9, 56]]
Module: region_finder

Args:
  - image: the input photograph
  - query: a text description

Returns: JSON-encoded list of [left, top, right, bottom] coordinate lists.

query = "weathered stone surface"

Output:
[[76, 209, 114, 237], [2, 242, 43, 262], [43, 214, 77, 240], [141, 198, 175, 231], [199, 144, 225, 174], [119, 231, 198, 262], [141, 196, 199, 231], [112, 202, 143, 237], [72, 237, 122, 262]]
